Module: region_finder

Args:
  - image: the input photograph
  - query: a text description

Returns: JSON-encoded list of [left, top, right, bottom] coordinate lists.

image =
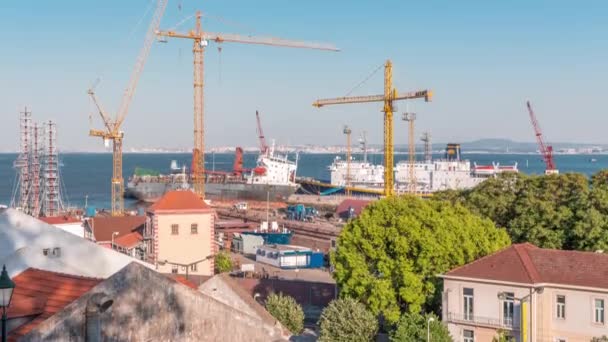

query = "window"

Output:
[[191, 263, 197, 272], [463, 288, 474, 321], [191, 223, 198, 234], [463, 329, 474, 342], [171, 265, 178, 274], [556, 295, 566, 319], [42, 248, 50, 256], [502, 292, 515, 326], [595, 299, 605, 324], [171, 224, 179, 235], [555, 339, 567, 342]]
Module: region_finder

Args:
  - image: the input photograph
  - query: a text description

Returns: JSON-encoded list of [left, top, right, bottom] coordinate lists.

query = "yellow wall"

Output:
[[155, 212, 214, 276]]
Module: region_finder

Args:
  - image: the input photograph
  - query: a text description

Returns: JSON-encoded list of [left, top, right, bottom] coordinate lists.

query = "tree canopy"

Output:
[[390, 313, 452, 342], [331, 195, 510, 323], [435, 171, 608, 251], [265, 292, 305, 334], [318, 298, 378, 342], [214, 251, 233, 273]]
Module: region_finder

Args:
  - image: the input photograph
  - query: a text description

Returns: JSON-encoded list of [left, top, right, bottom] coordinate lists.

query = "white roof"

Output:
[[0, 209, 153, 278]]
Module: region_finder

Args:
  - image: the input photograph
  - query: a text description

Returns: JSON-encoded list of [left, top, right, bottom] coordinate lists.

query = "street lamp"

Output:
[[427, 316, 435, 342], [0, 265, 15, 342]]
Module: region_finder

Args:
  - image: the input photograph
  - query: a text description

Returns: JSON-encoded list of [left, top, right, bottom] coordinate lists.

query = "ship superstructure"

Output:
[[326, 143, 518, 194]]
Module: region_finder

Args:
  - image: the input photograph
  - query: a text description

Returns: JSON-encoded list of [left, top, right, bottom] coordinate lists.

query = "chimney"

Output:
[[85, 292, 114, 342]]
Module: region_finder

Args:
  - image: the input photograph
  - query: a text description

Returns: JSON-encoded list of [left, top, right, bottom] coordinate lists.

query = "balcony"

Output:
[[446, 312, 519, 330]]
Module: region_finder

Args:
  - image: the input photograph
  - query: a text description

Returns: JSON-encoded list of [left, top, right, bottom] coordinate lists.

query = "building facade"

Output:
[[441, 243, 608, 342], [145, 190, 216, 276]]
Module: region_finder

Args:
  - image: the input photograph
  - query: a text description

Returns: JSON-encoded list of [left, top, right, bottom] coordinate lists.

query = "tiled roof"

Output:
[[148, 190, 211, 212], [38, 216, 81, 225], [8, 268, 102, 341], [113, 231, 143, 249], [444, 243, 608, 289], [170, 275, 199, 290], [335, 199, 372, 217], [88, 216, 146, 242]]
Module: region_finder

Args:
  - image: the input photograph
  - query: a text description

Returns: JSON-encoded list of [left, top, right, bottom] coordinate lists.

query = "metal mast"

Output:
[[402, 112, 416, 193], [313, 60, 432, 196], [157, 11, 338, 199], [30, 123, 42, 216], [13, 107, 32, 210], [343, 125, 352, 196], [421, 131, 432, 162], [43, 121, 60, 217]]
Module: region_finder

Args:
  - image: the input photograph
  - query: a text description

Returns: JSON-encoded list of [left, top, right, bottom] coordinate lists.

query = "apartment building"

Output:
[[145, 190, 216, 276], [441, 243, 608, 342]]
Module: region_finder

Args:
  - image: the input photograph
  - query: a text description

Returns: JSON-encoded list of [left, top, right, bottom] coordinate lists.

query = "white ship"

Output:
[[328, 143, 518, 194]]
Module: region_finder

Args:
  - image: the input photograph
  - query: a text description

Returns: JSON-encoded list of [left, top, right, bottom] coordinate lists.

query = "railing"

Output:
[[447, 312, 519, 330]]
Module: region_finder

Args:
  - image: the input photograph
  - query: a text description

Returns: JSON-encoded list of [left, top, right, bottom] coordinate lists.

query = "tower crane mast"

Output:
[[88, 0, 168, 216], [156, 11, 339, 199], [313, 60, 432, 196], [526, 101, 558, 174]]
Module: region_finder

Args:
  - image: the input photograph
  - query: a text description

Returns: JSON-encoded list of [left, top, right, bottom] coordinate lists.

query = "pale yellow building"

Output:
[[441, 243, 608, 342], [145, 190, 216, 276]]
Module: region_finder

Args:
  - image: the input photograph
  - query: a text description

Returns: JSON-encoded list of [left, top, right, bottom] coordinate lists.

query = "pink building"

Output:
[[441, 243, 608, 342]]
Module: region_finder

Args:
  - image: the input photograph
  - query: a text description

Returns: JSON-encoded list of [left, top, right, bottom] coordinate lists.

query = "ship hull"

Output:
[[127, 181, 298, 203]]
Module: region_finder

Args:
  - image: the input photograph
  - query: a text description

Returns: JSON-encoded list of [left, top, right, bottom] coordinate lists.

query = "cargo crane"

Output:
[[156, 11, 339, 199], [256, 110, 269, 156], [313, 60, 432, 196], [526, 101, 558, 174], [88, 0, 167, 216]]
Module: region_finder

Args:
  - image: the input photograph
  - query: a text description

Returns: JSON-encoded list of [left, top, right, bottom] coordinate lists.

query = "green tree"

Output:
[[214, 250, 233, 273], [390, 313, 452, 342], [439, 171, 608, 251], [492, 329, 514, 342], [265, 292, 305, 334], [331, 196, 510, 323], [318, 298, 378, 342], [591, 336, 608, 342]]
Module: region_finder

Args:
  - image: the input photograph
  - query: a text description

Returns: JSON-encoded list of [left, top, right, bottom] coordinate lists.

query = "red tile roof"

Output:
[[170, 275, 199, 290], [7, 268, 102, 341], [88, 216, 146, 242], [148, 190, 211, 212], [38, 216, 81, 225], [335, 199, 372, 217], [445, 243, 608, 289], [113, 231, 143, 249]]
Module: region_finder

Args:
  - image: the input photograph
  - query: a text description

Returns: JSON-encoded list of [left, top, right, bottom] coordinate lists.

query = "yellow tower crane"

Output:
[[88, 0, 168, 216], [156, 11, 339, 199], [343, 125, 352, 196], [313, 60, 432, 196], [402, 112, 416, 193]]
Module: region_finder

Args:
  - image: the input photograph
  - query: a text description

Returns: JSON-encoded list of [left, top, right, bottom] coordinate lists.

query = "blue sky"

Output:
[[1, 0, 607, 151]]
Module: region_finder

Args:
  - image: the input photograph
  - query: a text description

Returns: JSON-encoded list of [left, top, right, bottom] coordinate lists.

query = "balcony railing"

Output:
[[447, 312, 519, 330]]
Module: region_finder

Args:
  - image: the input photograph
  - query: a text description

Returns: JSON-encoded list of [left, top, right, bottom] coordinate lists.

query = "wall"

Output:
[[155, 212, 214, 276], [443, 279, 532, 342], [52, 223, 85, 238], [536, 286, 608, 341]]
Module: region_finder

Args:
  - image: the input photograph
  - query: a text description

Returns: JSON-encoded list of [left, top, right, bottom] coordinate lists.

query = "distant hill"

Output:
[[392, 138, 608, 153]]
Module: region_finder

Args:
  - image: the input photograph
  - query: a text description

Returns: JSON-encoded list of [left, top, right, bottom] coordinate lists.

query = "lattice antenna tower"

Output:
[[42, 120, 62, 216], [13, 107, 32, 210], [29, 122, 42, 216], [421, 131, 432, 162]]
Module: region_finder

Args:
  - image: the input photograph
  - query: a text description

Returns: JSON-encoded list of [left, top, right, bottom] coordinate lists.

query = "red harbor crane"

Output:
[[526, 101, 558, 174]]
